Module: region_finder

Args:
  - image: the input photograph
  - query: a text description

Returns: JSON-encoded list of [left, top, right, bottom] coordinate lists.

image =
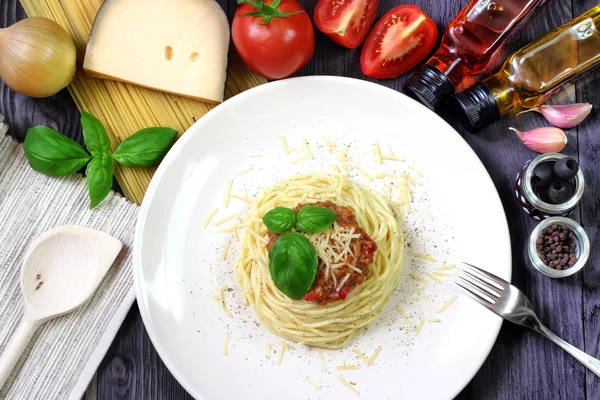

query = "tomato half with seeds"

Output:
[[314, 0, 379, 49], [360, 5, 437, 79]]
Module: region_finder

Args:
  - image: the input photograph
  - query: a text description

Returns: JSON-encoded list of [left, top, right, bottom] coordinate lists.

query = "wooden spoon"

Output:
[[0, 225, 122, 389]]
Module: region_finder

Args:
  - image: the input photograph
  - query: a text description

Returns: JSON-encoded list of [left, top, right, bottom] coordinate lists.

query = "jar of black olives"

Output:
[[515, 153, 584, 220]]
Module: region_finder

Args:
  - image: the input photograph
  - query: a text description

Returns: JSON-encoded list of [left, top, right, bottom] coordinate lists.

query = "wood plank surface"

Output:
[[2, 0, 599, 399]]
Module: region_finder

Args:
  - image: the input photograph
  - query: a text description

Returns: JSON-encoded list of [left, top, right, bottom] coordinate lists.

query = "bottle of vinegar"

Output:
[[452, 4, 600, 132], [404, 0, 547, 111]]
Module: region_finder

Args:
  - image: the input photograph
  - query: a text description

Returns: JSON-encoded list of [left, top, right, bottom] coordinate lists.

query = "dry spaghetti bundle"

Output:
[[236, 172, 404, 349]]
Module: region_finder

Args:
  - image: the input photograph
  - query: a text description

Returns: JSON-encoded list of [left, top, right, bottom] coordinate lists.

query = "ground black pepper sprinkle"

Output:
[[536, 224, 578, 270]]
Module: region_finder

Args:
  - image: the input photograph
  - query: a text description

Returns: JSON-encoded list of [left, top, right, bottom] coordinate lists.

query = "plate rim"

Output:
[[134, 75, 512, 400]]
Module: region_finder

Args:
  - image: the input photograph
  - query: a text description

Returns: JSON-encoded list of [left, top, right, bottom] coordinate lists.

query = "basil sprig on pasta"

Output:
[[296, 205, 338, 233], [263, 204, 338, 299], [268, 233, 318, 300]]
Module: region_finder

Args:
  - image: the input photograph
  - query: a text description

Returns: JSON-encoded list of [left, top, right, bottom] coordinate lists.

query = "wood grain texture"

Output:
[[2, 0, 599, 399]]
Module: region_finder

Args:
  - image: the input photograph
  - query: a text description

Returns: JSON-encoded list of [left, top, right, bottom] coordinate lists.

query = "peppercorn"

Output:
[[536, 224, 578, 270]]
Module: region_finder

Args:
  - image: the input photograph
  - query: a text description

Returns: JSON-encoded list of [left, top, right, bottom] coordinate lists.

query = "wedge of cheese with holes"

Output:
[[84, 0, 229, 104]]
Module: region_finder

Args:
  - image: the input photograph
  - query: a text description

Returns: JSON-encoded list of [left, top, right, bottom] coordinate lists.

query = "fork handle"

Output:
[[537, 324, 600, 377]]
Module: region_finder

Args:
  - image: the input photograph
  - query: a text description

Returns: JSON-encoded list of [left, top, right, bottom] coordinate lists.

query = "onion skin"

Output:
[[0, 17, 77, 98]]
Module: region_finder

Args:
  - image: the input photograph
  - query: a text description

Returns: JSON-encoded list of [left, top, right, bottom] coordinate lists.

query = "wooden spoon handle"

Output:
[[0, 316, 41, 390]]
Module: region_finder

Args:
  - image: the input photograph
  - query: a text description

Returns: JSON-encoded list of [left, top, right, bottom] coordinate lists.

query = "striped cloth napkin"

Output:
[[0, 119, 139, 400]]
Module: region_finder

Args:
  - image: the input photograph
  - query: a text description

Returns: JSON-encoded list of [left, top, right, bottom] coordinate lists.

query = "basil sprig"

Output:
[[263, 204, 339, 299], [263, 207, 297, 233], [296, 205, 338, 233], [269, 233, 318, 299], [23, 112, 178, 208], [112, 127, 178, 168], [23, 126, 91, 176]]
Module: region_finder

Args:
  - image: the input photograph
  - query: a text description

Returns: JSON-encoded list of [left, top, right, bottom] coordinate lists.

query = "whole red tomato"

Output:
[[232, 0, 315, 80]]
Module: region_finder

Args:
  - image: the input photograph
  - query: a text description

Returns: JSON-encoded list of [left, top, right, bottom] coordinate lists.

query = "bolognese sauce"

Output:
[[266, 201, 377, 304]]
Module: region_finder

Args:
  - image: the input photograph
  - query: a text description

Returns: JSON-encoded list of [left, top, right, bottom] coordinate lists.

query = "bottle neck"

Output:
[[426, 47, 468, 87], [481, 73, 520, 116]]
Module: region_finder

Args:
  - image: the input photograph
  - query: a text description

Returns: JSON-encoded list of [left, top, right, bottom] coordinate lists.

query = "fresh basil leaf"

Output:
[[23, 126, 91, 176], [111, 127, 178, 168], [80, 111, 111, 157], [296, 205, 338, 233], [269, 233, 318, 300], [86, 155, 114, 209], [263, 207, 296, 233]]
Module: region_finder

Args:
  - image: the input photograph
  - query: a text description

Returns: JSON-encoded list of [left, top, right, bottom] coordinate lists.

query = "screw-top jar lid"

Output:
[[403, 65, 455, 111], [450, 83, 501, 133]]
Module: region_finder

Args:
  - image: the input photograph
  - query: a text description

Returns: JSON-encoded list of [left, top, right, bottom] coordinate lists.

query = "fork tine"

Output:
[[462, 262, 506, 290], [454, 278, 497, 309], [457, 269, 502, 298]]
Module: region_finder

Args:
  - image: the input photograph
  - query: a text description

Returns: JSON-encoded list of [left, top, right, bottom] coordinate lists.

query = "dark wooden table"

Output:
[[2, 0, 599, 399]]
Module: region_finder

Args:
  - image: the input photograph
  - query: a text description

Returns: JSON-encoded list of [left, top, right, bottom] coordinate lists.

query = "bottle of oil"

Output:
[[403, 0, 547, 111], [452, 5, 600, 133]]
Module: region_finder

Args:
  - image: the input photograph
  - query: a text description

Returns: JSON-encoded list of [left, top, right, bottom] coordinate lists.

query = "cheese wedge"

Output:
[[83, 0, 230, 104]]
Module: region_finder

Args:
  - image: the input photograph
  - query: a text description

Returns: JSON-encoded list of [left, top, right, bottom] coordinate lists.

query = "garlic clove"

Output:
[[510, 127, 567, 153], [518, 103, 593, 129]]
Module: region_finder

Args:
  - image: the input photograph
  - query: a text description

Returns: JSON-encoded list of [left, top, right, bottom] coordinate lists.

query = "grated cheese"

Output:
[[419, 291, 428, 300], [410, 166, 424, 177], [433, 271, 452, 277], [365, 346, 382, 366], [409, 252, 437, 262], [337, 365, 359, 370], [266, 342, 271, 359], [403, 172, 417, 185], [331, 164, 341, 174], [386, 183, 392, 201], [214, 286, 233, 318], [396, 305, 412, 326], [424, 272, 442, 284], [279, 136, 290, 154], [414, 319, 425, 336], [277, 343, 286, 365], [317, 348, 326, 372], [290, 156, 306, 165], [221, 239, 231, 260], [339, 376, 359, 396], [353, 164, 373, 181], [336, 273, 351, 292], [202, 208, 219, 228], [429, 318, 441, 323], [375, 172, 396, 179], [223, 180, 233, 207], [305, 377, 321, 391], [236, 168, 251, 176], [373, 141, 382, 164], [231, 193, 252, 205], [338, 151, 349, 178], [213, 213, 238, 226], [353, 348, 369, 363], [301, 137, 314, 159], [222, 333, 230, 355], [409, 272, 424, 282], [437, 295, 457, 314], [436, 264, 456, 271]]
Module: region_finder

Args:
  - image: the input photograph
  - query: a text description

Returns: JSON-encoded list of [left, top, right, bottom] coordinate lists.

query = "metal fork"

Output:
[[455, 262, 600, 377]]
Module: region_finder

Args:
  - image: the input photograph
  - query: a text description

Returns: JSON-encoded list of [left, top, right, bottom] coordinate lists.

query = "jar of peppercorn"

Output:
[[515, 153, 585, 220], [527, 217, 590, 278]]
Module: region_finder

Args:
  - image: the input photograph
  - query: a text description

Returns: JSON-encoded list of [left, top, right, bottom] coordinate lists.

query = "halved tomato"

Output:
[[314, 0, 378, 49], [360, 5, 437, 79]]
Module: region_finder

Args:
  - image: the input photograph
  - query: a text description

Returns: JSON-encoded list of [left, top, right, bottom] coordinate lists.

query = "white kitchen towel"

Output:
[[0, 122, 138, 400]]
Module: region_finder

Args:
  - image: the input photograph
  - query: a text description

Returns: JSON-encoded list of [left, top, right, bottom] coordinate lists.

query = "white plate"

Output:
[[134, 77, 511, 400]]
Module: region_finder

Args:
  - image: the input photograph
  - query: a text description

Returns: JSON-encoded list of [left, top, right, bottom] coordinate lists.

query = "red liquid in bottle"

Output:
[[404, 0, 546, 110]]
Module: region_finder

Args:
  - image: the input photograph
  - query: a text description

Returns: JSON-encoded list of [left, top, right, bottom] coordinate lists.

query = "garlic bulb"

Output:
[[0, 17, 76, 98]]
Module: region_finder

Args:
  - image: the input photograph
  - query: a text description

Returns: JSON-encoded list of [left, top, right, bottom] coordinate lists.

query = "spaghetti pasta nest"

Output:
[[236, 172, 404, 349]]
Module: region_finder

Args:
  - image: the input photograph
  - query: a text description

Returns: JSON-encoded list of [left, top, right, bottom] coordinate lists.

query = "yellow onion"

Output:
[[0, 17, 76, 98]]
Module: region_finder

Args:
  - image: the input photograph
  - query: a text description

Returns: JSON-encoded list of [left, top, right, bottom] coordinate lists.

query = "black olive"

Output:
[[553, 157, 579, 181], [547, 180, 574, 204], [531, 162, 553, 189]]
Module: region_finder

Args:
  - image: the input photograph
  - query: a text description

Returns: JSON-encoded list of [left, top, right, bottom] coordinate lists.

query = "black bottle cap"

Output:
[[403, 65, 456, 111], [450, 83, 501, 133]]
